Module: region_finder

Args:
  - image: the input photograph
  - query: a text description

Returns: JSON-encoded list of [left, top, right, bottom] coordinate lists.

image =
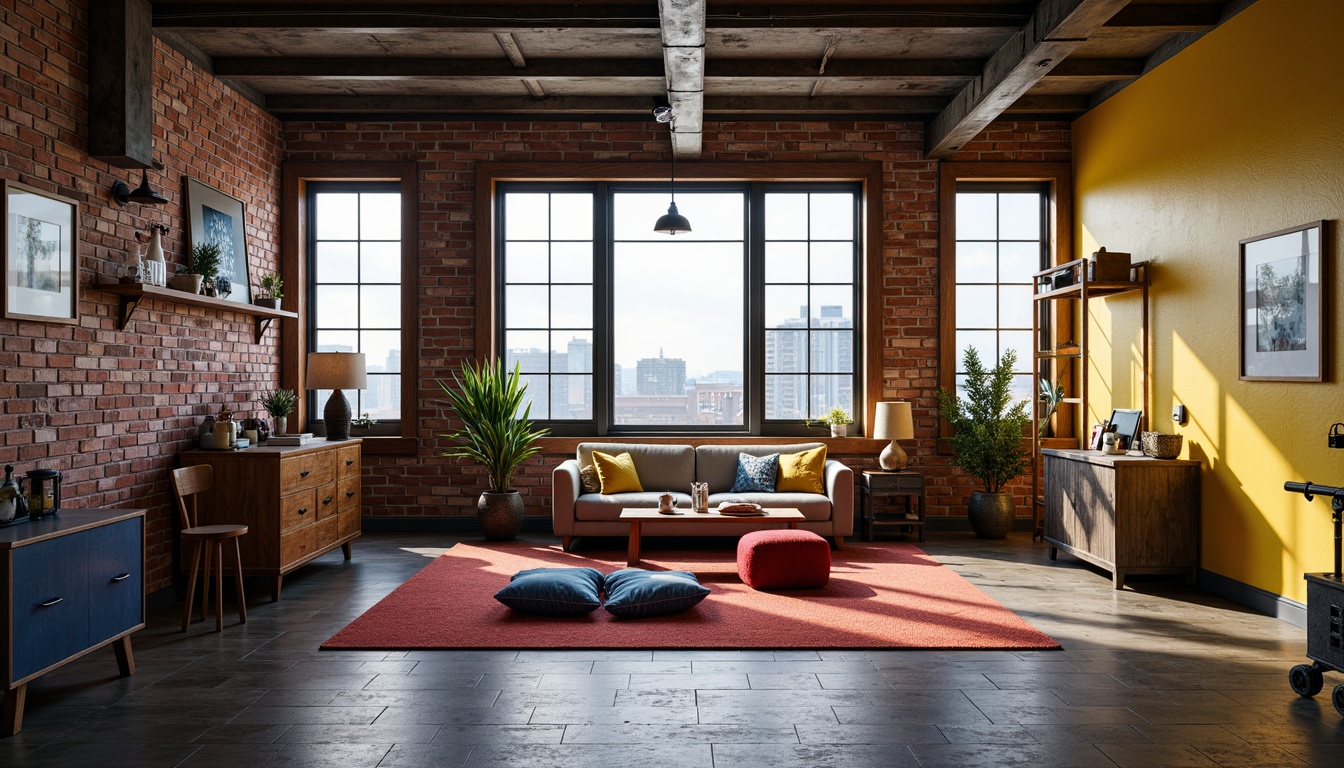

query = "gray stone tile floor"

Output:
[[3, 530, 1342, 767]]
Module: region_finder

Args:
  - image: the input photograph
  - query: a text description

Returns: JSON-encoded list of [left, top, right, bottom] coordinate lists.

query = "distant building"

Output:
[[635, 350, 686, 396]]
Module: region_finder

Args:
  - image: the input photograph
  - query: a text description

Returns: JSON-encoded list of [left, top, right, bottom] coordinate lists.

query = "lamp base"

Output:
[[324, 389, 352, 441], [879, 441, 909, 471]]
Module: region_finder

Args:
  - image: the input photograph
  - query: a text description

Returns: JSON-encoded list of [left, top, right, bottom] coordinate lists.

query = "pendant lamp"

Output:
[[653, 131, 691, 235]]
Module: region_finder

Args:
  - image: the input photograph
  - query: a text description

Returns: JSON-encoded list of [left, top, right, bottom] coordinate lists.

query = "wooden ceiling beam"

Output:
[[925, 0, 1131, 159], [1044, 57, 1145, 79], [1103, 3, 1221, 30], [1004, 95, 1092, 113], [262, 93, 948, 116], [660, 0, 705, 158]]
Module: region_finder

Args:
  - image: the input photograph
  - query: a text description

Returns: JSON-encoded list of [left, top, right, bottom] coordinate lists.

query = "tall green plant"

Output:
[[438, 360, 549, 494], [935, 347, 1031, 493]]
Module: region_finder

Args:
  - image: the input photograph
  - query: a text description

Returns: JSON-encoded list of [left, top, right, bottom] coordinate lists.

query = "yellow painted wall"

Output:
[[1072, 0, 1344, 603]]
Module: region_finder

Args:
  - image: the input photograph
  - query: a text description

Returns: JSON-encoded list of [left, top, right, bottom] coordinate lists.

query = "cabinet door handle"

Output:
[[298, 507, 308, 515], [345, 459, 354, 466], [323, 496, 333, 505], [300, 470, 311, 477], [39, 597, 64, 608], [112, 573, 132, 582], [346, 491, 355, 498]]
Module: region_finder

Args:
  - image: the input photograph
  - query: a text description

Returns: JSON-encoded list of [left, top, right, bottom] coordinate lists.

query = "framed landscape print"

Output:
[[1239, 221, 1329, 381], [184, 176, 251, 304], [3, 180, 79, 324]]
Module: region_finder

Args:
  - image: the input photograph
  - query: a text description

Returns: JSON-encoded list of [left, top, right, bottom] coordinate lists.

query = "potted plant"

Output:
[[255, 272, 283, 309], [1038, 378, 1065, 438], [352, 412, 376, 430], [809, 406, 854, 437], [260, 388, 298, 437], [173, 242, 222, 296], [437, 359, 548, 540], [935, 347, 1031, 539]]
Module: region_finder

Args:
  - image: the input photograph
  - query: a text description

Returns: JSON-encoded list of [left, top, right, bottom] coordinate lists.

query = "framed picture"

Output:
[[184, 176, 251, 304], [1107, 408, 1143, 452], [1089, 423, 1107, 451], [1240, 221, 1329, 381], [3, 181, 79, 324]]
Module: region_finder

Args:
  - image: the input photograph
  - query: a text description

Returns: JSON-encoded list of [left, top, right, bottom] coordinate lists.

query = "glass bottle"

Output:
[[0, 464, 26, 524]]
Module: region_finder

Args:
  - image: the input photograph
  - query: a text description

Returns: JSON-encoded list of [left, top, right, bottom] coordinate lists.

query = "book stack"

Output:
[[266, 433, 315, 446]]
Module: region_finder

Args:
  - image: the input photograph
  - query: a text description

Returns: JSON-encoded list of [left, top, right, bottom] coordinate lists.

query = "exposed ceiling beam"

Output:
[[660, 0, 705, 158], [1004, 95, 1092, 113], [263, 93, 950, 116], [1103, 3, 1221, 30], [151, 3, 1032, 30], [1044, 57, 1145, 79], [493, 32, 528, 68], [925, 0, 1131, 159]]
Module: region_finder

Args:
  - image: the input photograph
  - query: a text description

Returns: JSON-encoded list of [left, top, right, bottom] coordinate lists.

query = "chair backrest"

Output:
[[171, 464, 212, 529]]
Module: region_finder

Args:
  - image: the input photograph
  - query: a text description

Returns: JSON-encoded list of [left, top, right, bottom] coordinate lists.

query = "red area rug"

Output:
[[321, 542, 1058, 650]]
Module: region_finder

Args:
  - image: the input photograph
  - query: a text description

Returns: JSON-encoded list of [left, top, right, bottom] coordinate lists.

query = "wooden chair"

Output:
[[171, 465, 248, 632]]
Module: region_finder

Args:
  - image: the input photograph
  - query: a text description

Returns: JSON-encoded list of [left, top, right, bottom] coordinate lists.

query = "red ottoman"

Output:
[[737, 529, 831, 590]]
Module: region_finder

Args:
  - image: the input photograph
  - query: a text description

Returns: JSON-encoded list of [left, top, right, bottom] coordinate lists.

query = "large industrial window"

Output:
[[497, 182, 860, 435]]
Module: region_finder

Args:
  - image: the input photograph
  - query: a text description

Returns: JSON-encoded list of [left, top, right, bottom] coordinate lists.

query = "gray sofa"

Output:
[[552, 442, 854, 551]]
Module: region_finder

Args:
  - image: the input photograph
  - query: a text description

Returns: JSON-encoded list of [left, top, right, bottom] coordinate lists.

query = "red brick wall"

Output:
[[1, 2, 283, 591], [285, 118, 1072, 523]]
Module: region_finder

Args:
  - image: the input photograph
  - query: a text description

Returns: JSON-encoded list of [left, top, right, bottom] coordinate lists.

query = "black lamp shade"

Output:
[[653, 201, 692, 235], [111, 169, 168, 207]]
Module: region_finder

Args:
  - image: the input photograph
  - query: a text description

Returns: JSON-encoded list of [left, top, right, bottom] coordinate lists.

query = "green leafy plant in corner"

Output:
[[188, 242, 223, 279], [1037, 377, 1065, 438], [258, 272, 284, 300], [437, 360, 549, 494], [935, 347, 1031, 493], [260, 388, 297, 418]]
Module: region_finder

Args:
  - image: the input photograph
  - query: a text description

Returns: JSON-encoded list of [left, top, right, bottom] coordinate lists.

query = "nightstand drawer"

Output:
[[867, 473, 923, 491]]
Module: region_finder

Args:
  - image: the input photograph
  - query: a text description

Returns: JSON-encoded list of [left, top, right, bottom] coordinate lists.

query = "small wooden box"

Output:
[[1090, 247, 1131, 282]]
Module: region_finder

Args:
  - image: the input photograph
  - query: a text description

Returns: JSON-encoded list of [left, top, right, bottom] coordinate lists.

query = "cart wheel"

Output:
[[1333, 684, 1344, 717], [1289, 664, 1324, 697]]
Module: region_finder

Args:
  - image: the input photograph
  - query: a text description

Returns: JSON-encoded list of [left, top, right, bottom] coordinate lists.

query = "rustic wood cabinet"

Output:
[[1043, 448, 1200, 589], [3, 509, 144, 737], [180, 441, 361, 601]]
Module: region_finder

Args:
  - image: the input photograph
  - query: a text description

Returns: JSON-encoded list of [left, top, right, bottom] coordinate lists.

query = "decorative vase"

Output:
[[144, 225, 167, 286], [830, 424, 848, 438], [170, 273, 203, 293], [273, 414, 287, 436], [477, 491, 525, 540], [968, 490, 1014, 539]]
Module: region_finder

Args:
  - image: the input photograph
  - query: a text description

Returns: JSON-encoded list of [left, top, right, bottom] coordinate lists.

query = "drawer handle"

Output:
[[300, 470, 311, 477], [345, 459, 354, 466], [112, 573, 132, 582], [346, 491, 355, 498], [323, 496, 333, 505], [39, 597, 64, 608], [298, 507, 308, 515]]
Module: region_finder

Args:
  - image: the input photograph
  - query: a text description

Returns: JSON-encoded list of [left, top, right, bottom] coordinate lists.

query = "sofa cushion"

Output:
[[578, 464, 601, 494], [592, 451, 643, 494], [579, 442, 695, 491], [706, 491, 833, 522], [730, 452, 778, 493], [493, 567, 605, 615], [696, 443, 826, 493], [776, 446, 827, 494], [603, 569, 710, 618], [575, 492, 693, 522]]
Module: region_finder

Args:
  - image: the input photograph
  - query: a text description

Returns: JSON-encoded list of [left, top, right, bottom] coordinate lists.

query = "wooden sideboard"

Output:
[[2, 509, 144, 737], [180, 440, 361, 601], [1042, 448, 1200, 589]]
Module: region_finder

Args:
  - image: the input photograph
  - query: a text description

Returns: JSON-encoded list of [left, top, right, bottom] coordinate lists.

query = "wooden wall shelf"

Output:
[[96, 283, 297, 342]]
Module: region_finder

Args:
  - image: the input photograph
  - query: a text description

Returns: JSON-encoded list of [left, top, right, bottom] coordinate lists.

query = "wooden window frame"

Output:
[[282, 162, 419, 455], [475, 161, 883, 437]]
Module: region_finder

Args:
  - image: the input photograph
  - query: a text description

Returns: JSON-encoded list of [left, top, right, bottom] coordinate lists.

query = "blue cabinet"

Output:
[[2, 510, 144, 737]]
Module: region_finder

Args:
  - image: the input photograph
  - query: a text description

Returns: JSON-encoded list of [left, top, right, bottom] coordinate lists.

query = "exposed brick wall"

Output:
[[285, 118, 1071, 524], [1, 2, 283, 591]]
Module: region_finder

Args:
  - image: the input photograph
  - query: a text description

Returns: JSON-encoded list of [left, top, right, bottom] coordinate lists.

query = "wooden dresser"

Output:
[[3, 509, 144, 737], [180, 440, 361, 601], [1042, 448, 1200, 589]]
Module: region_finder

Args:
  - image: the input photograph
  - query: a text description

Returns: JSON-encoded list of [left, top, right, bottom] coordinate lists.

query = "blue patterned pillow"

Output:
[[730, 452, 778, 493], [604, 569, 711, 618], [494, 567, 604, 616]]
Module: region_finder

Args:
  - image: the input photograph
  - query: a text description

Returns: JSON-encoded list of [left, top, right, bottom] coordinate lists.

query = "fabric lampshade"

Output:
[[872, 401, 914, 440], [306, 352, 367, 391]]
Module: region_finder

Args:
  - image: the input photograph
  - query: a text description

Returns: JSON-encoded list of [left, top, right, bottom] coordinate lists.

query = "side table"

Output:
[[859, 470, 925, 542]]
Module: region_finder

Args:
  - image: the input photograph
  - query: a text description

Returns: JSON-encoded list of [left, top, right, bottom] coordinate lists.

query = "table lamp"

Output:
[[873, 401, 914, 471], [307, 352, 367, 441]]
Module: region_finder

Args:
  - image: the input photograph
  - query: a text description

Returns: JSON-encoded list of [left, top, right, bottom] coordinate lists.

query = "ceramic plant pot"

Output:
[[478, 490, 525, 541], [968, 490, 1014, 539], [170, 273, 203, 294]]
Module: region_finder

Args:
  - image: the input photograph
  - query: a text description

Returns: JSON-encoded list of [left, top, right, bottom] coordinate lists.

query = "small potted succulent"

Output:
[[255, 272, 283, 309], [810, 406, 854, 437], [261, 388, 298, 437]]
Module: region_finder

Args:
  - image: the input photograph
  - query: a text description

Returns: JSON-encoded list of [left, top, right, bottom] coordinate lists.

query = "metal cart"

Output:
[[1283, 480, 1344, 716]]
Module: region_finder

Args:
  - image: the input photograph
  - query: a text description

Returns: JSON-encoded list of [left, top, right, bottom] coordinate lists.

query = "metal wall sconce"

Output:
[[110, 167, 168, 207]]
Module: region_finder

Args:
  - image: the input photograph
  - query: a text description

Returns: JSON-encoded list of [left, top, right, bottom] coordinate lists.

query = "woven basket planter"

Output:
[[1140, 431, 1183, 459]]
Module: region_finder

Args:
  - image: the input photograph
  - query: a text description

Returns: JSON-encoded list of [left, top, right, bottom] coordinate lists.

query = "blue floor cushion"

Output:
[[494, 567, 605, 615], [603, 569, 711, 618]]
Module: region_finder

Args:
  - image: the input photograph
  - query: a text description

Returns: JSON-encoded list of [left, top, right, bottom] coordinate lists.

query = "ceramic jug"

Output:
[[657, 492, 676, 514]]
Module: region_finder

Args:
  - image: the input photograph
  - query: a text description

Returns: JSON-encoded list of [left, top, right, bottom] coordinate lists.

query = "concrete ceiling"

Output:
[[150, 0, 1257, 158]]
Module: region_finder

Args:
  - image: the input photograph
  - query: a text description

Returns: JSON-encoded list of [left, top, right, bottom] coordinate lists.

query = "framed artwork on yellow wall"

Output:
[[1239, 220, 1329, 382]]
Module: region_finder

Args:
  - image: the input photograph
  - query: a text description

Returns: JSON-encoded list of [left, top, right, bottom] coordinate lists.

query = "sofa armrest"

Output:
[[824, 459, 855, 537], [552, 459, 581, 537]]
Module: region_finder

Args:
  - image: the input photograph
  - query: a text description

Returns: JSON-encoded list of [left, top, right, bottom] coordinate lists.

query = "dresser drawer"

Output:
[[339, 507, 360, 539], [86, 518, 144, 642], [336, 444, 360, 477], [315, 482, 339, 520], [280, 525, 317, 565], [11, 535, 91, 681], [280, 452, 334, 491], [280, 488, 316, 532], [315, 516, 339, 549], [337, 476, 360, 515]]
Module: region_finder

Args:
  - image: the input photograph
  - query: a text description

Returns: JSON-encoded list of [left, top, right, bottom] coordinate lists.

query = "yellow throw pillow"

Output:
[[592, 451, 643, 494], [776, 446, 826, 494]]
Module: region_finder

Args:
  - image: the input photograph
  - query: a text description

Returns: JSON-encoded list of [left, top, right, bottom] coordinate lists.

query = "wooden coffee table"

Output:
[[619, 507, 806, 565]]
